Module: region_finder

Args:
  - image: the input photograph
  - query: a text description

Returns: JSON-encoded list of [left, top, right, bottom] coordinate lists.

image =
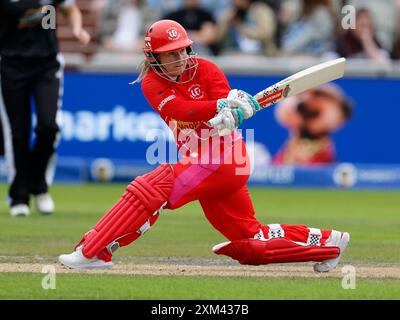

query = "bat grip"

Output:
[[208, 118, 217, 127]]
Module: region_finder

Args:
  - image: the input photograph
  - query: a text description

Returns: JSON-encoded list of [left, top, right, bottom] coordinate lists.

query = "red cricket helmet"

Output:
[[143, 20, 198, 83], [144, 19, 194, 54]]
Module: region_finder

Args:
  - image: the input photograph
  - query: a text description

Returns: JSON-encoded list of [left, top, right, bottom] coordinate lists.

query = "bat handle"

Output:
[[208, 115, 221, 128]]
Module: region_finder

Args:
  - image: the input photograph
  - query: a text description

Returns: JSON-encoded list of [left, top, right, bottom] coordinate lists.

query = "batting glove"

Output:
[[224, 89, 260, 119], [210, 101, 243, 136]]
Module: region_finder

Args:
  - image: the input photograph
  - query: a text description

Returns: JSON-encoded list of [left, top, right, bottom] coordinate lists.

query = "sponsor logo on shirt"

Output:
[[188, 84, 204, 100], [158, 95, 176, 111], [176, 121, 201, 130]]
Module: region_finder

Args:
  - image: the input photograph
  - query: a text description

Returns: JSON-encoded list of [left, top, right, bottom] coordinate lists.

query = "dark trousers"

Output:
[[0, 55, 62, 206]]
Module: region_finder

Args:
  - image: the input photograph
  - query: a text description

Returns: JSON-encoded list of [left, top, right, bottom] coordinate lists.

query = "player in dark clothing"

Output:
[[0, 0, 90, 217]]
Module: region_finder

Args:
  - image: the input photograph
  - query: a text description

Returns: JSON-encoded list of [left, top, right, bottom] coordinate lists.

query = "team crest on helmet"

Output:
[[188, 84, 204, 99], [167, 27, 180, 40]]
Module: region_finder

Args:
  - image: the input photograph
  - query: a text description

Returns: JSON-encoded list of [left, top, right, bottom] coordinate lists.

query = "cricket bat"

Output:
[[208, 57, 346, 132]]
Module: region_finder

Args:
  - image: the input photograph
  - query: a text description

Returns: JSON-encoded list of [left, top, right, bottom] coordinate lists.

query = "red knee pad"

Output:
[[77, 164, 174, 259], [213, 238, 340, 265]]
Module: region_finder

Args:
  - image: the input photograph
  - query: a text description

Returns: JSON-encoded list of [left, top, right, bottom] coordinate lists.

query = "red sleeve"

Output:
[[142, 76, 218, 122], [203, 60, 231, 100]]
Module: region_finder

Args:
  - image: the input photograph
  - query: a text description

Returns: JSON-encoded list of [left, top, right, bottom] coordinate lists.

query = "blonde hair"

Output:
[[131, 59, 152, 85]]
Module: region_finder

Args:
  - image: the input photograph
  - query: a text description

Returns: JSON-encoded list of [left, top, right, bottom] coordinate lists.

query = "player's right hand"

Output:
[[211, 88, 260, 136], [209, 102, 242, 136]]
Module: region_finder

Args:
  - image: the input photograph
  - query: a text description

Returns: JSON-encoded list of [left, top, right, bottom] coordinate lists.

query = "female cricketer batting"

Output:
[[59, 20, 349, 272]]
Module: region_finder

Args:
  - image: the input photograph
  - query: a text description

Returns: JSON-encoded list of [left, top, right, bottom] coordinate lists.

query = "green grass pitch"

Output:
[[0, 183, 399, 300]]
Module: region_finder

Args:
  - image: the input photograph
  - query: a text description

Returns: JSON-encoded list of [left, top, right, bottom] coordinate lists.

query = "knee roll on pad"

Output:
[[79, 164, 174, 259], [213, 238, 340, 265]]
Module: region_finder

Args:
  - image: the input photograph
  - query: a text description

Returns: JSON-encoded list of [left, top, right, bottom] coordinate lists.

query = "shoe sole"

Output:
[[10, 212, 30, 217], [314, 232, 350, 273], [59, 256, 113, 270], [38, 211, 54, 216], [12, 213, 29, 217]]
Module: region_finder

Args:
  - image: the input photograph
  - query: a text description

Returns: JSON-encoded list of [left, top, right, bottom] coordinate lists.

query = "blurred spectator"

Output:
[[101, 0, 157, 52], [258, 0, 283, 50], [281, 0, 337, 57], [147, 0, 182, 16], [273, 84, 353, 165], [346, 0, 396, 53], [391, 0, 400, 59], [163, 0, 218, 55], [217, 0, 277, 56], [336, 8, 390, 62], [202, 0, 231, 20], [391, 37, 400, 60], [259, 0, 282, 13], [275, 0, 301, 48]]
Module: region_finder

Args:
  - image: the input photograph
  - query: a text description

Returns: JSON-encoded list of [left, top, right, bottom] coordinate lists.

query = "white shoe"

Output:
[[10, 204, 30, 217], [35, 193, 55, 215], [314, 231, 350, 273], [59, 245, 113, 270]]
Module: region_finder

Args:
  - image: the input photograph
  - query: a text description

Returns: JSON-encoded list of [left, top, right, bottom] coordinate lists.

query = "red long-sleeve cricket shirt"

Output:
[[142, 58, 231, 157]]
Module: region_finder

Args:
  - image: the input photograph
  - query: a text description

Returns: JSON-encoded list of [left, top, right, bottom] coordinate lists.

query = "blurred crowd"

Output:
[[83, 0, 400, 62]]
